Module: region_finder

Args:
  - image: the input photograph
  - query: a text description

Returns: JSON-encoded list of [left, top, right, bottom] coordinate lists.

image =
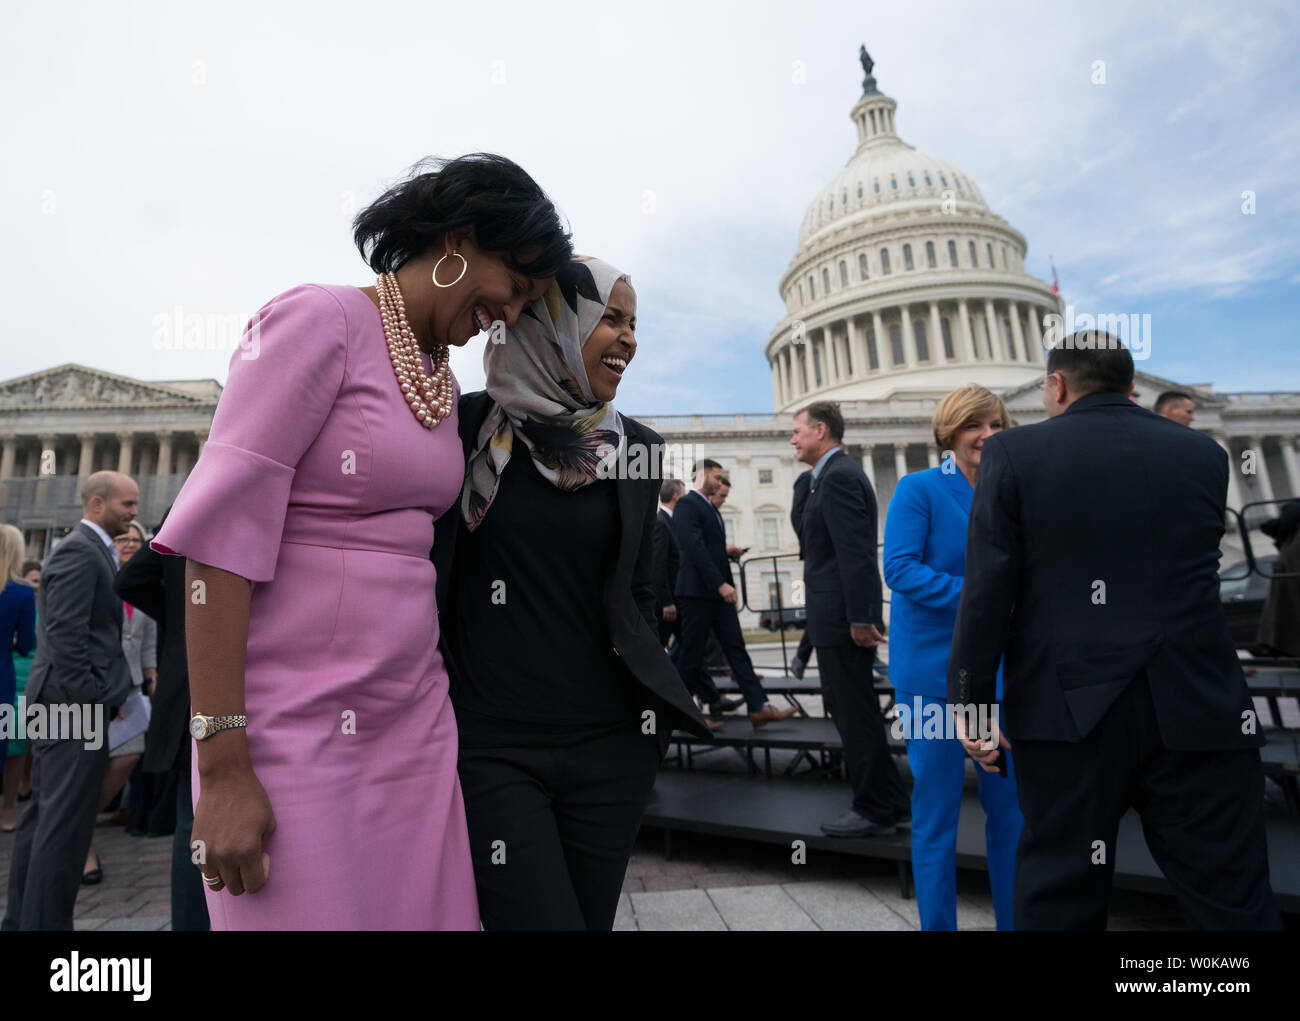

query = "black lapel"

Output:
[[610, 416, 642, 592], [78, 522, 116, 572]]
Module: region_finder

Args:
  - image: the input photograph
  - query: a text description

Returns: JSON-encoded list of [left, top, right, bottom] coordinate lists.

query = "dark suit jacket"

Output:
[[947, 391, 1261, 750], [115, 506, 190, 773], [26, 522, 131, 711], [652, 508, 679, 616], [801, 449, 885, 646], [671, 490, 733, 600], [432, 392, 712, 753], [791, 469, 812, 558]]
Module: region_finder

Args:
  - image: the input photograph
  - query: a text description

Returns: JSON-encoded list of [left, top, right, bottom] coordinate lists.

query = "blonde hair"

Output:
[[932, 385, 1013, 453], [124, 520, 150, 543], [1, 524, 29, 585]]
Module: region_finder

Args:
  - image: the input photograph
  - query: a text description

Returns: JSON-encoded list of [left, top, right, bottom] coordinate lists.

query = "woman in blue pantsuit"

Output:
[[883, 385, 1023, 930]]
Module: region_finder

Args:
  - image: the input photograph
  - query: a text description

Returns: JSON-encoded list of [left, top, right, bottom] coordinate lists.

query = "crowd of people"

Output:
[[0, 151, 1287, 931]]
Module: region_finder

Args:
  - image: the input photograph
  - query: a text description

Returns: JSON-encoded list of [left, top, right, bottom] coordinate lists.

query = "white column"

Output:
[[871, 309, 886, 369], [1280, 436, 1300, 497], [893, 441, 909, 482], [983, 299, 1000, 360], [196, 430, 209, 458], [900, 306, 918, 368], [117, 433, 135, 475], [1248, 436, 1275, 505], [1009, 300, 1027, 361], [827, 330, 842, 384], [929, 301, 944, 360], [958, 298, 977, 361], [860, 444, 875, 487], [157, 431, 174, 475], [1218, 435, 1244, 513], [77, 433, 95, 478], [848, 317, 867, 378], [1027, 303, 1044, 361], [772, 357, 783, 409], [0, 435, 16, 478]]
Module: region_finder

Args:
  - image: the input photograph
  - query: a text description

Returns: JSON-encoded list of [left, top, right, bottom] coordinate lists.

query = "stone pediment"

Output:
[[0, 364, 219, 411]]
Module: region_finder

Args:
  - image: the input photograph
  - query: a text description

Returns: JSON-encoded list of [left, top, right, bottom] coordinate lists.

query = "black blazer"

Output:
[[671, 489, 733, 600], [27, 522, 131, 711], [432, 392, 712, 752], [790, 469, 812, 558], [652, 508, 679, 615], [800, 449, 885, 646], [947, 391, 1261, 751], [116, 505, 190, 773]]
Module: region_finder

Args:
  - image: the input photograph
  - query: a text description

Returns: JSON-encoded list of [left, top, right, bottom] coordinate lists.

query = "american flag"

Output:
[[1050, 259, 1060, 296]]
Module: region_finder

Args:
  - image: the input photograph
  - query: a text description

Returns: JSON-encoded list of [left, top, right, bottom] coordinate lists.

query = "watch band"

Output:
[[191, 713, 247, 739]]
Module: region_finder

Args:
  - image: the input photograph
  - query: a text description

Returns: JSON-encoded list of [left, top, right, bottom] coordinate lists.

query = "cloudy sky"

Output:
[[3, 0, 1297, 414]]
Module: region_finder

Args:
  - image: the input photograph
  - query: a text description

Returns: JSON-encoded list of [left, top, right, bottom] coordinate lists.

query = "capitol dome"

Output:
[[767, 51, 1061, 410]]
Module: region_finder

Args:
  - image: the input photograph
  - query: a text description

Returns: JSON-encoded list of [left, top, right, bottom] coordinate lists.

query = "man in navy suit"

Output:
[[653, 479, 684, 655], [792, 403, 907, 836], [673, 460, 793, 727], [948, 334, 1282, 929]]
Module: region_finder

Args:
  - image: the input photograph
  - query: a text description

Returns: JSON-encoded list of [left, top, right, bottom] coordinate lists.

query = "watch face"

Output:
[[190, 717, 206, 740]]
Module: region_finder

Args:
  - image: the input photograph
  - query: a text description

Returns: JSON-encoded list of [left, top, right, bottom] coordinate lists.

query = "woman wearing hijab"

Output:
[[434, 256, 712, 930]]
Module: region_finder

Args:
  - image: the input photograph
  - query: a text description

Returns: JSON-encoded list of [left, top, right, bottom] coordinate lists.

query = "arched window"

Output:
[[822, 267, 831, 293], [857, 183, 863, 199], [956, 176, 965, 192], [842, 190, 848, 207], [880, 248, 891, 275], [839, 260, 848, 287], [947, 240, 958, 267], [924, 172, 933, 187], [940, 173, 949, 187], [903, 244, 914, 271], [873, 179, 881, 194], [888, 323, 905, 365], [798, 281, 805, 304], [858, 253, 869, 280], [968, 240, 977, 266], [925, 241, 936, 268], [914, 319, 930, 361], [866, 327, 879, 369], [907, 173, 916, 187], [1002, 245, 1009, 268], [986, 242, 995, 268], [890, 175, 898, 190], [941, 317, 955, 359]]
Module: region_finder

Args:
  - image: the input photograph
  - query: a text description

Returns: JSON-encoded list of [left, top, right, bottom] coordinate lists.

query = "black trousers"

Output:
[[1012, 673, 1283, 931], [169, 734, 209, 932], [457, 724, 662, 931], [677, 596, 767, 712], [815, 642, 907, 824], [3, 735, 108, 930]]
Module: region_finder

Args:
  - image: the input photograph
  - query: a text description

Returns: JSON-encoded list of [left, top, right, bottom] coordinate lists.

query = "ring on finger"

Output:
[[201, 872, 222, 886]]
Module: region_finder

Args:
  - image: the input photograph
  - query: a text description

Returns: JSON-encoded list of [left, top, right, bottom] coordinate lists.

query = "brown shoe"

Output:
[[749, 703, 797, 729], [706, 719, 725, 732]]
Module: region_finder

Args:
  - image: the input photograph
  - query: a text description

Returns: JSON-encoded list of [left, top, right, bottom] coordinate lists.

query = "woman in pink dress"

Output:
[[152, 153, 571, 929]]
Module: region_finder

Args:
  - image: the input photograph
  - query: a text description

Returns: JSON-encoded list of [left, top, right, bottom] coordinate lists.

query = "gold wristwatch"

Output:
[[189, 713, 247, 740]]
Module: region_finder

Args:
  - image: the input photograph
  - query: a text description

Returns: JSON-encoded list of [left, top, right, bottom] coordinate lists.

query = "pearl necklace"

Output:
[[376, 271, 454, 429]]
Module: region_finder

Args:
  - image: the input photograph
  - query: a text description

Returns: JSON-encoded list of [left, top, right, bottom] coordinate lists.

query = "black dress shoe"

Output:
[[82, 855, 103, 885], [820, 809, 897, 838], [789, 656, 806, 680], [707, 696, 744, 714]]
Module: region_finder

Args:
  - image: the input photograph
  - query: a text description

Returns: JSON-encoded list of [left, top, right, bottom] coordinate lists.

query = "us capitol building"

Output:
[[1, 49, 1297, 625]]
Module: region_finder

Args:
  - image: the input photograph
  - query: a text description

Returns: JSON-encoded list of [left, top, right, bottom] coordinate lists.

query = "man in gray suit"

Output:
[[3, 471, 138, 930]]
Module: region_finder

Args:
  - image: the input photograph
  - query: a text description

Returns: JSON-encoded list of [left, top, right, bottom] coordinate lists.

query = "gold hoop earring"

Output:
[[432, 252, 468, 288]]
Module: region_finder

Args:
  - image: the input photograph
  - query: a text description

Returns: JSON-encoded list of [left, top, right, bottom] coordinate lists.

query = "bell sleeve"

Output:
[[151, 284, 349, 582]]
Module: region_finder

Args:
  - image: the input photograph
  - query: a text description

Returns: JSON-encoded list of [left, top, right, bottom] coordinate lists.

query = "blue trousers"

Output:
[[899, 691, 1023, 931]]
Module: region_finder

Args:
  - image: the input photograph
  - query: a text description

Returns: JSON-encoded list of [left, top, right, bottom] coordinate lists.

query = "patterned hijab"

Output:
[[461, 256, 631, 530]]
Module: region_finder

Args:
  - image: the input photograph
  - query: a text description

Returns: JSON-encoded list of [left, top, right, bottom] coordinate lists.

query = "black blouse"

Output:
[[449, 435, 639, 742]]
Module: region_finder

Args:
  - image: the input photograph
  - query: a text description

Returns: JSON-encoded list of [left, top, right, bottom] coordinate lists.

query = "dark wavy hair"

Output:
[[353, 153, 572, 279]]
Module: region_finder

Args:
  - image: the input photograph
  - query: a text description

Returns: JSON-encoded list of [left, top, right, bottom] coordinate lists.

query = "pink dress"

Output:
[[153, 283, 479, 930]]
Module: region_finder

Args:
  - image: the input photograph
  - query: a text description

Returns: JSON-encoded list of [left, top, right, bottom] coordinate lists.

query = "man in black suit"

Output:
[[3, 471, 137, 930], [948, 334, 1282, 930], [115, 504, 210, 932], [791, 404, 907, 836], [673, 460, 793, 727], [653, 478, 684, 652]]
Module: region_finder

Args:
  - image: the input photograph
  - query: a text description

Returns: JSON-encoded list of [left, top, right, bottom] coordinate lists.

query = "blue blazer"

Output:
[[883, 466, 1000, 699]]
